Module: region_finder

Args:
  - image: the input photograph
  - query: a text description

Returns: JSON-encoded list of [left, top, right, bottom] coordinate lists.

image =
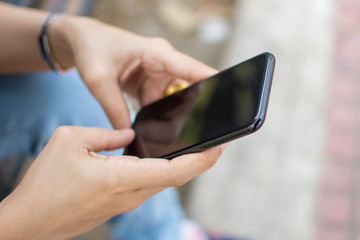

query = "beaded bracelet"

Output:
[[38, 13, 65, 73]]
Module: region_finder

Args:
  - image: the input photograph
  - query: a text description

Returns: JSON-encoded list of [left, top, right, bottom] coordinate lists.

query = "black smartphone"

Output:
[[126, 52, 275, 159]]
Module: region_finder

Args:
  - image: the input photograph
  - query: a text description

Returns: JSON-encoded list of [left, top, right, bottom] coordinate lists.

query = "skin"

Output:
[[0, 127, 225, 239], [0, 2, 225, 239]]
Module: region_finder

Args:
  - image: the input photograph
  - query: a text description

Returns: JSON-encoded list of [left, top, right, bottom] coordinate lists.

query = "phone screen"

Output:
[[127, 53, 274, 158]]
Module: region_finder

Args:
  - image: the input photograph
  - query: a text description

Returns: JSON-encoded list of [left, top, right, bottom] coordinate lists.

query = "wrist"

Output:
[[48, 15, 110, 71], [0, 196, 31, 239], [47, 14, 79, 69], [0, 199, 14, 239]]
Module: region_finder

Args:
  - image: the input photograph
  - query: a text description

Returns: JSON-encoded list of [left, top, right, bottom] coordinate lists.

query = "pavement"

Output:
[[185, 0, 360, 240], [186, 0, 338, 239]]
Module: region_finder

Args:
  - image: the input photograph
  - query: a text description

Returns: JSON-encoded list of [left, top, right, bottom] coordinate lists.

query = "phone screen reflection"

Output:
[[127, 54, 268, 158]]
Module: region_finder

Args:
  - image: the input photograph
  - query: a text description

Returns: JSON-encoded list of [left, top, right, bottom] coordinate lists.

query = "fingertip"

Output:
[[221, 142, 230, 151], [172, 146, 222, 171], [204, 146, 223, 164], [202, 145, 224, 156], [85, 127, 136, 152], [163, 50, 218, 83], [117, 128, 135, 140], [200, 64, 218, 77], [111, 128, 135, 146]]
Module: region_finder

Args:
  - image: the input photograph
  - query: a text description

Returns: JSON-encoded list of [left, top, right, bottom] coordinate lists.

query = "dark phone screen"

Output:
[[127, 54, 269, 158]]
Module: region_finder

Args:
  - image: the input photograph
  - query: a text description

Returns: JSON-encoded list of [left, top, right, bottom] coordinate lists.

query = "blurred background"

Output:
[[18, 0, 360, 239]]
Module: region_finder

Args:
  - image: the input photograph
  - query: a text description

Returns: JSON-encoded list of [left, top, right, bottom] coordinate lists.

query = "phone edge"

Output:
[[162, 124, 256, 159], [252, 52, 276, 131], [163, 52, 276, 159]]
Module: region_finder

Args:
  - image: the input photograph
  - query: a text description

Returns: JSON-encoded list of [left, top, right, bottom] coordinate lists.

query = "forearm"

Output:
[[0, 2, 76, 74], [0, 3, 49, 73]]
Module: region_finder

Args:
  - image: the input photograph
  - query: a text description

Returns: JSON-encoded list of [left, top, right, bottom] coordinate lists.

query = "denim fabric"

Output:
[[110, 187, 184, 240], [0, 70, 184, 240]]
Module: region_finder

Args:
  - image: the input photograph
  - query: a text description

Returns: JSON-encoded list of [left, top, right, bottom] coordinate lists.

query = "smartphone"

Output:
[[126, 52, 275, 159]]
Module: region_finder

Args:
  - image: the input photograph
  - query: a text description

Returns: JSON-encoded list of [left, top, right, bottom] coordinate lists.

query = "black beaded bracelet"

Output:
[[39, 13, 64, 73]]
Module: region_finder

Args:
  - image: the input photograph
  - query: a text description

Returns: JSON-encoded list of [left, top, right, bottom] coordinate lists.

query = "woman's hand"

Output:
[[50, 16, 217, 129], [0, 126, 224, 239]]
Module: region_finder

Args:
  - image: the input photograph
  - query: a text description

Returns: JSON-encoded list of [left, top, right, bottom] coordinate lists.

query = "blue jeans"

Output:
[[0, 70, 185, 240]]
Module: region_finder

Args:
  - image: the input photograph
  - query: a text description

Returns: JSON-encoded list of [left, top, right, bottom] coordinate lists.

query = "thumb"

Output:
[[77, 127, 135, 152]]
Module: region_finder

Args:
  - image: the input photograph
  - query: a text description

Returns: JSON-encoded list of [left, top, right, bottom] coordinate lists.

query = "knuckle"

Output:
[[150, 37, 173, 49], [83, 68, 109, 89], [53, 126, 75, 140]]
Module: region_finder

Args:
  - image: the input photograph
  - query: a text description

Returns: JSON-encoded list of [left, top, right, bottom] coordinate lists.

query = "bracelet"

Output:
[[38, 13, 65, 73]]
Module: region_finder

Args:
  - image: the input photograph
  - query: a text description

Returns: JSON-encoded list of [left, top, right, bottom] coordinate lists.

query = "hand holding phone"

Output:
[[126, 52, 275, 159]]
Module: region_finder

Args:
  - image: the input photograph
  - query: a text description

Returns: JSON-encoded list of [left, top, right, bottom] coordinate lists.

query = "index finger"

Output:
[[85, 74, 132, 129], [145, 42, 218, 84], [163, 51, 218, 83]]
